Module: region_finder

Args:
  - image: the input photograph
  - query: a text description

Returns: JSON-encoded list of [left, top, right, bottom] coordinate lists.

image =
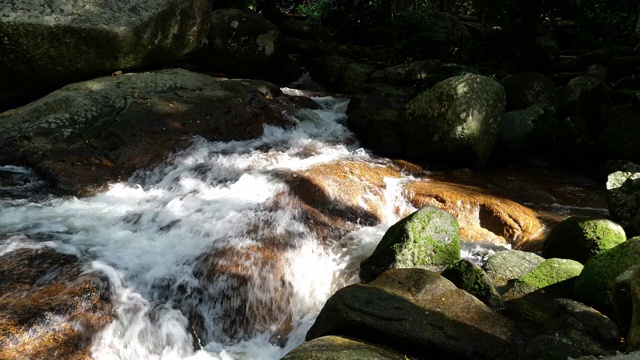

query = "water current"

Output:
[[0, 93, 432, 360]]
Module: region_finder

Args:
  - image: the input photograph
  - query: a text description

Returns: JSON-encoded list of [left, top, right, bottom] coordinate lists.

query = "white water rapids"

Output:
[[0, 95, 421, 360], [0, 92, 509, 359]]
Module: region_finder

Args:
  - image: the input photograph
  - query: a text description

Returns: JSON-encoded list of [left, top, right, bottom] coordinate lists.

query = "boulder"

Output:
[[501, 72, 559, 111], [359, 206, 461, 283], [307, 268, 516, 359], [559, 75, 609, 131], [194, 9, 281, 76], [574, 238, 640, 316], [0, 248, 113, 360], [339, 63, 377, 94], [555, 116, 599, 170], [515, 258, 583, 297], [0, 0, 211, 103], [441, 259, 504, 310], [483, 250, 545, 289], [0, 69, 294, 196], [542, 216, 626, 264], [401, 74, 506, 167], [599, 106, 640, 165], [347, 90, 404, 157], [282, 335, 405, 360], [606, 171, 640, 236], [612, 265, 640, 342], [383, 59, 443, 86], [306, 55, 355, 86], [496, 104, 557, 158], [406, 181, 545, 248], [629, 267, 640, 351]]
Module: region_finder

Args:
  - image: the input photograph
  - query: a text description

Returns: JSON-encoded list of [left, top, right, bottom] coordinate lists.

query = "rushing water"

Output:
[[0, 95, 422, 359]]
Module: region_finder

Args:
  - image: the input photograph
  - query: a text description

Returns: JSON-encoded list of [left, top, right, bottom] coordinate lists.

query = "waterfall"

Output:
[[0, 96, 413, 360]]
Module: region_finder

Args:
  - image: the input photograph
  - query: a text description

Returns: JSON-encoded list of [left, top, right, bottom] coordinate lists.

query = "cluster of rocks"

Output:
[[286, 207, 640, 360]]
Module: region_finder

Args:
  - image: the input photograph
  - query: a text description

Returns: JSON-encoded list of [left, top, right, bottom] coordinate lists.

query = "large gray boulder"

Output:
[[307, 268, 516, 360], [359, 206, 461, 283], [496, 104, 557, 158], [0, 68, 293, 196], [483, 249, 545, 289], [194, 8, 281, 76], [501, 72, 558, 112], [401, 74, 506, 167], [0, 0, 211, 102]]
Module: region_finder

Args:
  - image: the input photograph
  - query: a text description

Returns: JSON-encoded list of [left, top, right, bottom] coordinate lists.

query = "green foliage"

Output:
[[296, 0, 332, 22]]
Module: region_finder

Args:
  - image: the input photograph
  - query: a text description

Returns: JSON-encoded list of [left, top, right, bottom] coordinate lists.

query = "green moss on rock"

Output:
[[441, 259, 503, 310], [519, 258, 583, 294], [542, 216, 626, 264], [359, 206, 461, 283], [574, 237, 640, 315]]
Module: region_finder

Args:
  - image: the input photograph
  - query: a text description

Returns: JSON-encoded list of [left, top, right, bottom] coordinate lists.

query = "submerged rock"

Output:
[[307, 268, 515, 359], [0, 247, 113, 360], [0, 68, 295, 196], [0, 0, 211, 103], [401, 74, 506, 167], [359, 206, 461, 283]]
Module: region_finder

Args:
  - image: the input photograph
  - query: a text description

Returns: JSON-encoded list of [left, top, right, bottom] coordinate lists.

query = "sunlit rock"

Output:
[[0, 248, 113, 360], [483, 250, 545, 289], [574, 238, 640, 317], [193, 8, 281, 76], [359, 206, 461, 283], [282, 335, 405, 360], [0, 68, 295, 196], [406, 180, 545, 248], [307, 268, 516, 359], [0, 0, 211, 103], [542, 216, 626, 264], [402, 73, 506, 167]]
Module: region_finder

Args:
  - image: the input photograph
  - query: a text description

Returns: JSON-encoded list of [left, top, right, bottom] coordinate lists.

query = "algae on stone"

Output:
[[542, 216, 626, 264], [359, 206, 460, 283]]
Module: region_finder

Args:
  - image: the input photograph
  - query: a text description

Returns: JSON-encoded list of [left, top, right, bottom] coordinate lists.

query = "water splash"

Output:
[[0, 97, 408, 360]]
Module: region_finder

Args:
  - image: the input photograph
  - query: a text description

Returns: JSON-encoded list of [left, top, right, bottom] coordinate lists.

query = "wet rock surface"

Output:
[[0, 69, 297, 196], [0, 246, 113, 360]]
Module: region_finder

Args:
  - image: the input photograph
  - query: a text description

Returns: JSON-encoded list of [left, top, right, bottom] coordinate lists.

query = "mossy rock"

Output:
[[282, 336, 406, 360], [542, 216, 626, 264], [518, 258, 583, 297], [483, 250, 545, 289], [441, 259, 503, 310], [574, 237, 640, 316], [359, 206, 461, 283]]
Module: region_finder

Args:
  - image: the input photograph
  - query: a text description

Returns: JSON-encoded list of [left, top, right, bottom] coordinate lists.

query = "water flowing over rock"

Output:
[[0, 0, 211, 103], [402, 74, 506, 167], [307, 268, 516, 359], [0, 247, 113, 360], [0, 68, 295, 196]]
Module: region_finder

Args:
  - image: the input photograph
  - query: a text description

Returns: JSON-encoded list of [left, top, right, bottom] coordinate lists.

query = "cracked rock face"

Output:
[[0, 0, 212, 103]]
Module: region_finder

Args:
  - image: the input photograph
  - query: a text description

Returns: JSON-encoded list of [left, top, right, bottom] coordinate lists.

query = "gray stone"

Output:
[[607, 171, 640, 236], [0, 0, 211, 102], [307, 268, 515, 359], [195, 9, 281, 76], [483, 250, 545, 289], [401, 74, 506, 167], [497, 104, 557, 157]]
